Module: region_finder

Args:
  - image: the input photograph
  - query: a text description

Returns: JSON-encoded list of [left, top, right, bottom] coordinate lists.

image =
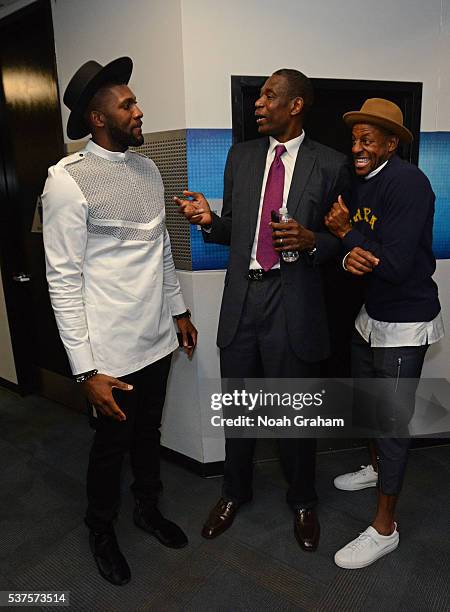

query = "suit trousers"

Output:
[[220, 273, 319, 509], [85, 354, 172, 532], [351, 330, 428, 495]]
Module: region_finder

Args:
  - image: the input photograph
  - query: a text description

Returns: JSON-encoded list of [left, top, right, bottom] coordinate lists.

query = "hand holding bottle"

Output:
[[270, 207, 315, 258]]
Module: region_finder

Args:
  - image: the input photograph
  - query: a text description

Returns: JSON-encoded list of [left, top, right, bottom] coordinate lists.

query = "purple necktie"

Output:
[[256, 144, 286, 271]]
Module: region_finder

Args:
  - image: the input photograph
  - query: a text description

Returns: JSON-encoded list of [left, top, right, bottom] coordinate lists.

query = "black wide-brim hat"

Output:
[[63, 56, 133, 140]]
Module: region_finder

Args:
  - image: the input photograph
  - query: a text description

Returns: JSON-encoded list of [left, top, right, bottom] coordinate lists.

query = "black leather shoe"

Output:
[[89, 529, 131, 586], [294, 508, 320, 552], [134, 503, 188, 549], [201, 498, 238, 539]]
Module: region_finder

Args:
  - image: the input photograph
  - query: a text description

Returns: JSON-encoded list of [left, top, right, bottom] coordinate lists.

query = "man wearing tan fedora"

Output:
[[42, 57, 197, 585], [325, 98, 444, 568]]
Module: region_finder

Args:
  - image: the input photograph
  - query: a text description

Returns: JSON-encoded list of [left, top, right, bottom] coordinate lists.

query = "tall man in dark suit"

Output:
[[176, 69, 350, 551]]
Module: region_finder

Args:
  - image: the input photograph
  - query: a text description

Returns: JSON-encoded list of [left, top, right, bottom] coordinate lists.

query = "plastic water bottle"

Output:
[[279, 206, 299, 263]]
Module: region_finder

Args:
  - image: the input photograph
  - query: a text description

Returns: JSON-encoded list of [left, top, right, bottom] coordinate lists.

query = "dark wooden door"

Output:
[[0, 0, 69, 392]]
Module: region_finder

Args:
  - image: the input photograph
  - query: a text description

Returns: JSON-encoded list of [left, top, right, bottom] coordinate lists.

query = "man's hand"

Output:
[[176, 317, 198, 358], [174, 191, 213, 226], [344, 247, 380, 276], [270, 219, 315, 252], [82, 373, 133, 421], [324, 195, 352, 239]]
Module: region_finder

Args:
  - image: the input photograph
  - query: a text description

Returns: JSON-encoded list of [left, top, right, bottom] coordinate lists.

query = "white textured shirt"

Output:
[[250, 132, 305, 270], [42, 140, 186, 377]]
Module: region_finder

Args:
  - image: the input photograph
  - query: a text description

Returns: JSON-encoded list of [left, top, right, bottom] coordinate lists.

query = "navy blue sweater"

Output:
[[342, 155, 440, 322]]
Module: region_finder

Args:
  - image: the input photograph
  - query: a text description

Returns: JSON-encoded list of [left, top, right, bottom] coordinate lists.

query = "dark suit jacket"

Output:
[[204, 136, 351, 363]]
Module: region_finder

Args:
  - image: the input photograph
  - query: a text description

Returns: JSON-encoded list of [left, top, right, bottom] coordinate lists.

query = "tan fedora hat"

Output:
[[343, 98, 413, 144]]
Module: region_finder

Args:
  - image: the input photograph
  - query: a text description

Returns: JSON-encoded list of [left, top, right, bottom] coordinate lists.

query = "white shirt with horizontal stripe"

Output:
[[42, 139, 185, 377]]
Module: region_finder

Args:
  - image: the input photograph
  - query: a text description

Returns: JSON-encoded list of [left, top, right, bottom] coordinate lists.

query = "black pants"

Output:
[[352, 330, 428, 495], [85, 354, 172, 532], [220, 274, 319, 509]]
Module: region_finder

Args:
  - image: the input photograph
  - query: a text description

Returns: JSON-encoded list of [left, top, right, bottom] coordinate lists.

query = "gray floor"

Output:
[[0, 386, 449, 612]]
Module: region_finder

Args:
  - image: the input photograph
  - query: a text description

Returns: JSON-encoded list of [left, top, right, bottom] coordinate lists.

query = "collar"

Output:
[[364, 158, 389, 180], [269, 131, 305, 158], [85, 139, 131, 162]]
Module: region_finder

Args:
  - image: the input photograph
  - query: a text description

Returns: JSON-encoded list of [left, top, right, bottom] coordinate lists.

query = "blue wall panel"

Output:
[[186, 129, 232, 270], [419, 132, 450, 260]]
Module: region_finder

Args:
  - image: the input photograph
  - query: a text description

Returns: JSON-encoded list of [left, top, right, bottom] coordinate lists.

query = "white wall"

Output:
[[4, 0, 447, 132], [162, 271, 224, 463], [4, 1, 446, 133], [181, 0, 449, 130], [52, 0, 186, 140]]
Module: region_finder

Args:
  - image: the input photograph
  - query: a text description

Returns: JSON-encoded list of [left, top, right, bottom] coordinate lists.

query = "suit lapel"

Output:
[[248, 138, 269, 243], [286, 137, 316, 223]]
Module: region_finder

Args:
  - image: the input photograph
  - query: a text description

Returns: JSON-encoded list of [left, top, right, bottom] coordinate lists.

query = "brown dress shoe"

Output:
[[294, 508, 320, 552], [201, 498, 238, 539]]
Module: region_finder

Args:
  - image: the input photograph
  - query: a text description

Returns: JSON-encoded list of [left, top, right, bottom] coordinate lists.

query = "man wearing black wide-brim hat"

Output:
[[42, 57, 197, 586], [325, 98, 444, 569]]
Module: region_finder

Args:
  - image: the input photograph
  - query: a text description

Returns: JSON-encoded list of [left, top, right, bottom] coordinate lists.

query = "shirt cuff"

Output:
[[66, 346, 96, 376], [169, 294, 187, 317]]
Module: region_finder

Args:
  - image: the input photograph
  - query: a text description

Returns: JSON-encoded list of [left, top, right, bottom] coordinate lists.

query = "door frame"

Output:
[[0, 0, 65, 393]]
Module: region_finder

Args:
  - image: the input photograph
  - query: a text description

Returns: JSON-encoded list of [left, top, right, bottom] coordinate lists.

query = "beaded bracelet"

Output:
[[74, 369, 98, 384]]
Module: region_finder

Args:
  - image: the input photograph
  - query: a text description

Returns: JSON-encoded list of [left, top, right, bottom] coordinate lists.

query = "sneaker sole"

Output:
[[334, 539, 399, 569], [334, 480, 378, 491]]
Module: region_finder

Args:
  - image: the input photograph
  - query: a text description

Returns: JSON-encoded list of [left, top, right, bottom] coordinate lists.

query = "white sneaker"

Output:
[[334, 524, 399, 569], [334, 465, 378, 491]]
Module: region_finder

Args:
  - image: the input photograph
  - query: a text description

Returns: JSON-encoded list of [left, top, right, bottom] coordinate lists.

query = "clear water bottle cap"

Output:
[[279, 206, 288, 214]]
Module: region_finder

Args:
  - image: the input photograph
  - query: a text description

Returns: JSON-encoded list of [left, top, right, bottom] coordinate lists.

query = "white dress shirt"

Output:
[[42, 140, 186, 377], [249, 132, 305, 270], [355, 304, 444, 347]]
